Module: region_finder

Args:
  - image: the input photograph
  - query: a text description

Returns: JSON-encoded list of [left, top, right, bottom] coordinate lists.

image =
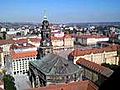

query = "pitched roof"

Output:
[[14, 39, 28, 44], [10, 43, 35, 50], [0, 38, 40, 46], [11, 50, 37, 60], [73, 35, 108, 39], [30, 53, 80, 75], [29, 38, 41, 43], [0, 40, 14, 45], [51, 36, 64, 40], [27, 80, 98, 90], [70, 45, 119, 57], [0, 39, 27, 45], [76, 58, 113, 77]]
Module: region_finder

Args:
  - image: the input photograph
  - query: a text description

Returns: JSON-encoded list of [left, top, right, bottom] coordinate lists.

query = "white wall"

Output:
[[12, 57, 36, 76]]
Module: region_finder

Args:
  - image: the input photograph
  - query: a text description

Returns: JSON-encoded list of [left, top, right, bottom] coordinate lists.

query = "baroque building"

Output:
[[29, 53, 82, 88], [29, 16, 77, 88]]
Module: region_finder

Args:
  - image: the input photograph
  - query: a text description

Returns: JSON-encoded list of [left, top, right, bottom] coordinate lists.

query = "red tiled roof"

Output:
[[0, 39, 27, 45], [73, 35, 108, 39], [76, 58, 113, 77], [70, 45, 119, 57], [51, 36, 64, 40], [14, 39, 28, 44], [0, 40, 14, 45], [27, 80, 98, 90], [29, 38, 41, 43], [11, 50, 37, 60], [10, 44, 35, 50], [0, 38, 40, 46], [0, 35, 72, 45]]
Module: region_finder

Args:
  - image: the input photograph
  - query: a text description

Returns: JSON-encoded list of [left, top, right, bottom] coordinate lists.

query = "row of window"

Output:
[[46, 73, 80, 81], [12, 57, 36, 75], [13, 65, 28, 70], [14, 70, 28, 75]]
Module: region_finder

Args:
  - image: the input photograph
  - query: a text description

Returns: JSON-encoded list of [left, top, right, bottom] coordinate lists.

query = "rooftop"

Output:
[[27, 80, 98, 90], [76, 58, 113, 77], [0, 38, 41, 46], [70, 45, 119, 57], [51, 36, 64, 40], [10, 43, 36, 50], [0, 40, 14, 45], [11, 50, 37, 60], [73, 35, 108, 39], [0, 34, 72, 46], [29, 38, 41, 43], [0, 39, 27, 45], [10, 43, 37, 60], [30, 53, 80, 75]]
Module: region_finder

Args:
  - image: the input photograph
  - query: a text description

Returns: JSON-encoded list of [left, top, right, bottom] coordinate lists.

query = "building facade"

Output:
[[51, 34, 74, 54], [74, 35, 109, 46], [10, 44, 37, 76], [69, 45, 119, 65]]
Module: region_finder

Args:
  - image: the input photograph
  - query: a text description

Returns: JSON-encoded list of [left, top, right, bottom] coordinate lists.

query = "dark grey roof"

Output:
[[31, 53, 80, 75]]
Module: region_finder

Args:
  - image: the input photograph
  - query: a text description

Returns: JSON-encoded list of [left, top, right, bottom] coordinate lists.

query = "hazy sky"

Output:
[[0, 0, 120, 23]]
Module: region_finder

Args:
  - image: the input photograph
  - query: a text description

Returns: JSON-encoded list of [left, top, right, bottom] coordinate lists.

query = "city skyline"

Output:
[[0, 0, 120, 23]]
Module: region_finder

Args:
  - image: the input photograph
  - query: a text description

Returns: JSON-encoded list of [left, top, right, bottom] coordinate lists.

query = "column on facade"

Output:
[[31, 76, 35, 88], [35, 75, 40, 87]]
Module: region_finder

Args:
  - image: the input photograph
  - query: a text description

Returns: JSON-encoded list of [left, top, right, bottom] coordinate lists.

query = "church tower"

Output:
[[40, 15, 51, 46], [36, 15, 53, 59]]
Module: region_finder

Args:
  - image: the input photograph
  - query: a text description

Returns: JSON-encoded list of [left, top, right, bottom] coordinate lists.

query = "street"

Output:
[[14, 75, 31, 90]]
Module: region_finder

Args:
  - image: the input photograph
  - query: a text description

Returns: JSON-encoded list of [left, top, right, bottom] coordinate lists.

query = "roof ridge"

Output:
[[76, 58, 113, 77]]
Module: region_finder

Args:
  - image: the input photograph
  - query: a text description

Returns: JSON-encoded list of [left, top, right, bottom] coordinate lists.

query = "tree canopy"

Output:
[[3, 74, 16, 90]]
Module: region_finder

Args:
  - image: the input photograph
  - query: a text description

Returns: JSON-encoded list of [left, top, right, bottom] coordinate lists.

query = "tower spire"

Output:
[[43, 10, 47, 20], [37, 10, 52, 60]]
